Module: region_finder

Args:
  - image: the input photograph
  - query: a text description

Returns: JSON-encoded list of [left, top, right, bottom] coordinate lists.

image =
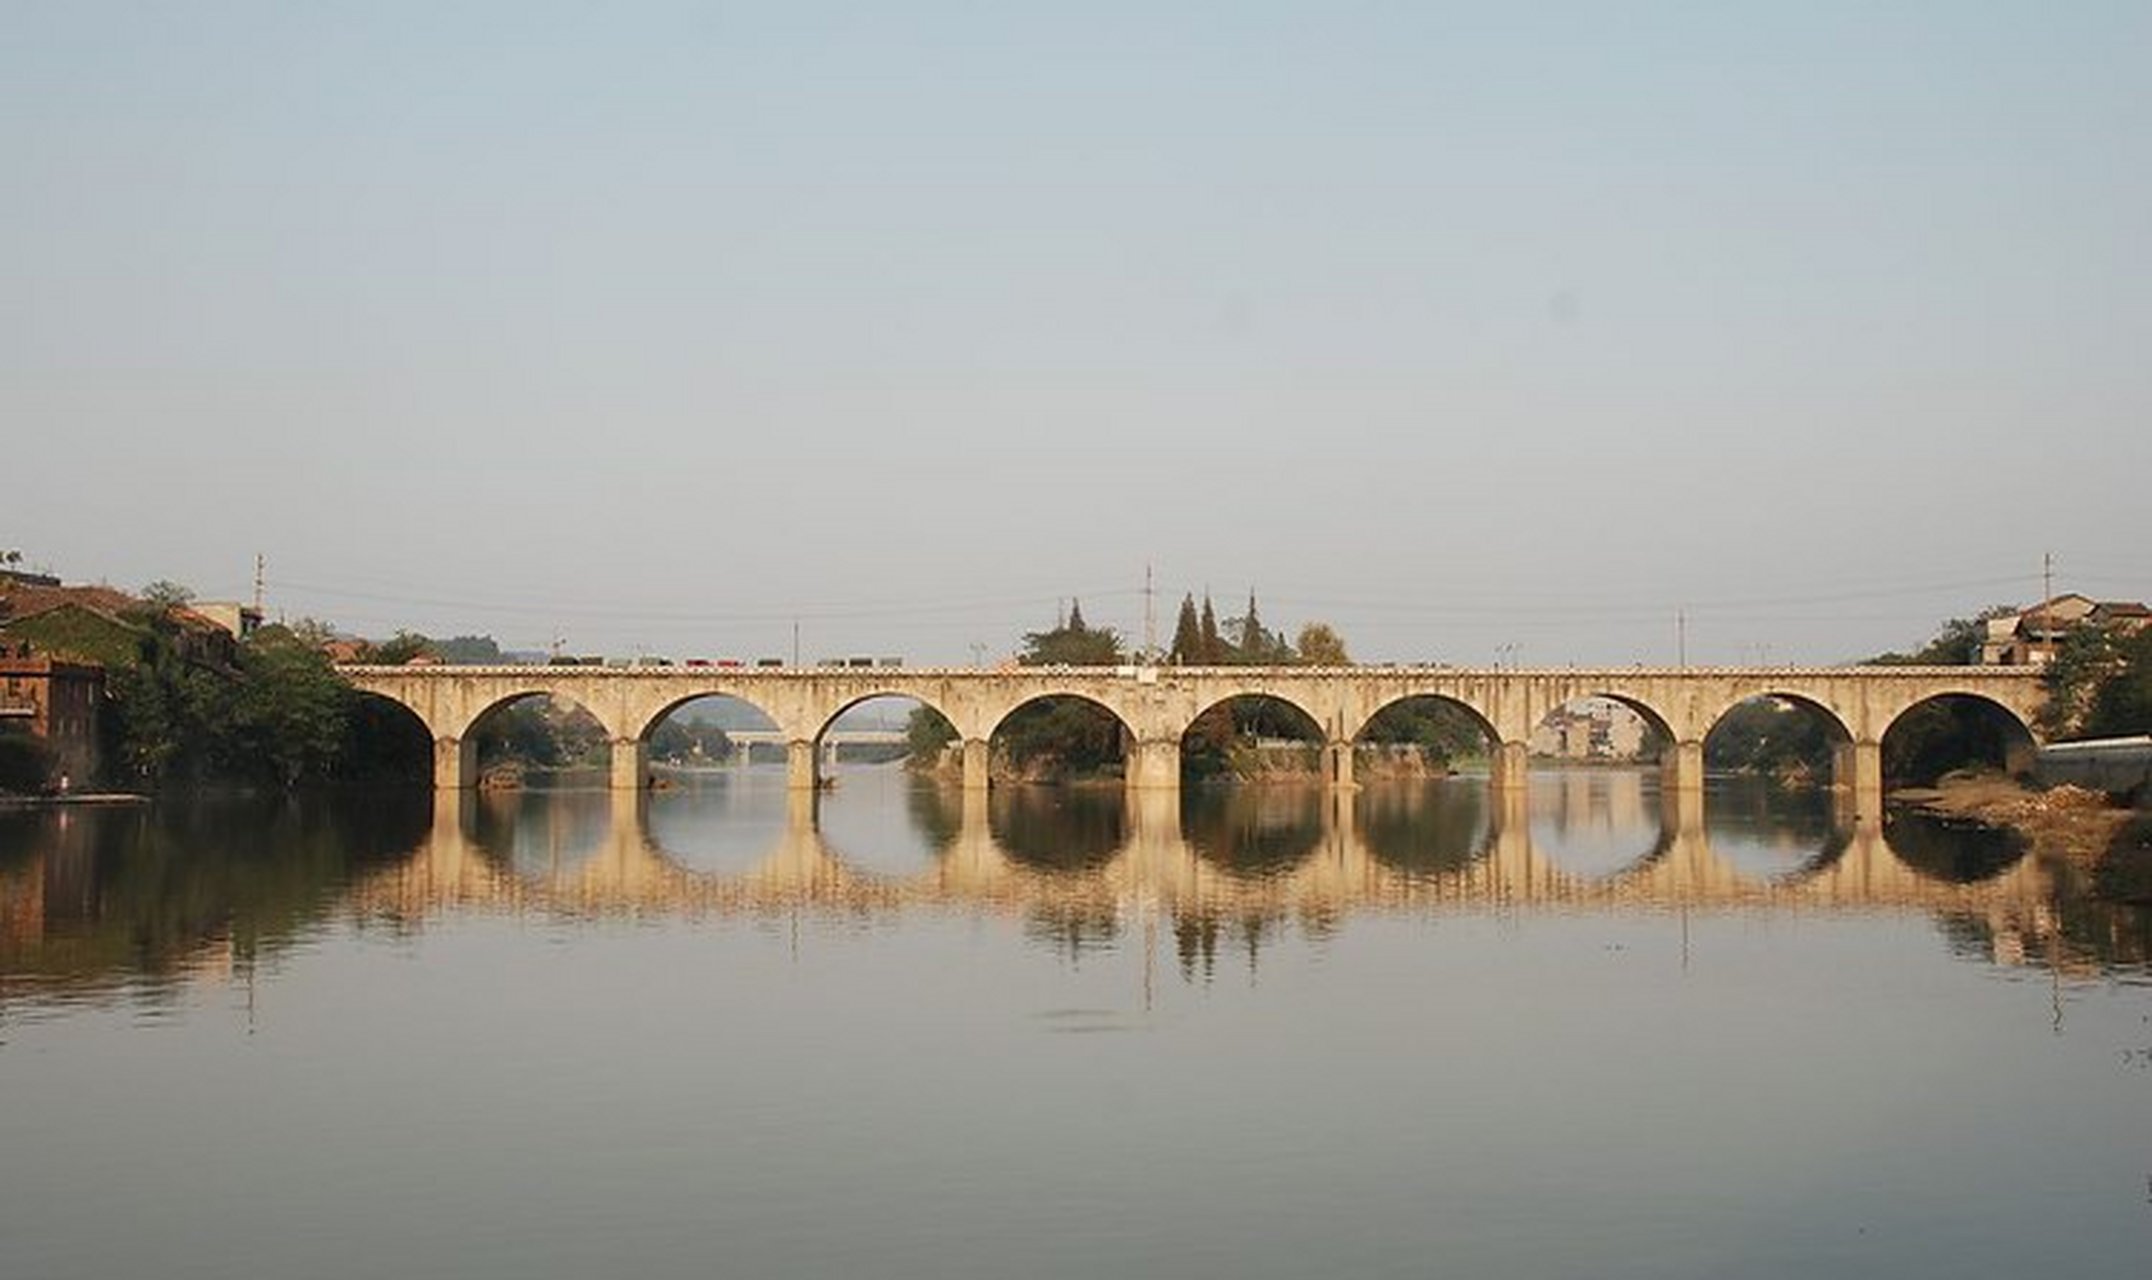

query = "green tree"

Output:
[[1866, 607, 2014, 666], [1170, 594, 1201, 664], [222, 626, 357, 787], [1295, 621, 1350, 666], [431, 634, 505, 664], [2056, 625, 2152, 739], [1019, 599, 1124, 666], [1358, 699, 1489, 765], [2040, 628, 2126, 735], [140, 580, 196, 610], [1704, 697, 1832, 778], [650, 717, 733, 763], [1198, 595, 1223, 664], [366, 631, 435, 664], [994, 699, 1125, 778], [2085, 630, 2152, 736], [905, 705, 958, 765], [1224, 592, 1292, 664]]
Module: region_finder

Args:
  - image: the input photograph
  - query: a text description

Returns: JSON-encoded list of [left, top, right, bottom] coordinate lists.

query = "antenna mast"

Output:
[[1143, 562, 1157, 660], [2040, 551, 2054, 662]]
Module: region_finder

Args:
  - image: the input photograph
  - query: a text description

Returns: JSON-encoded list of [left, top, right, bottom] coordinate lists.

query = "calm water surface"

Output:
[[3, 767, 2148, 1279]]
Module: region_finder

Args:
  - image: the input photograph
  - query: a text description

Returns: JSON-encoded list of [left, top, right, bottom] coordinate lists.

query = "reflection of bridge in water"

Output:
[[348, 783, 2069, 964]]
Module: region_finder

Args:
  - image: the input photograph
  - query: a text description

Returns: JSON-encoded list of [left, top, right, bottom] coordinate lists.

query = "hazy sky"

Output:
[[7, 2, 2147, 665]]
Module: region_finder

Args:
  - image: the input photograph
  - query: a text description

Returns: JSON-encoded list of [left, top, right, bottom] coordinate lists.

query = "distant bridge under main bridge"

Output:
[[340, 664, 2048, 817]]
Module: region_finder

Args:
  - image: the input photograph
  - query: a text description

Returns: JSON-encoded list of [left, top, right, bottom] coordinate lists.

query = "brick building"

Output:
[[0, 646, 105, 784]]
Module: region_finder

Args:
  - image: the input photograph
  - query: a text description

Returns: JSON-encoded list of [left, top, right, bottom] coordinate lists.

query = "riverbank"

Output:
[[1896, 772, 2152, 903]]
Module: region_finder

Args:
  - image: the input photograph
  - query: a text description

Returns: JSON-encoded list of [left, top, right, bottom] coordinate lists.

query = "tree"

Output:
[[2048, 623, 2152, 739], [1198, 595, 1222, 664], [140, 580, 196, 610], [905, 705, 958, 765], [222, 625, 357, 787], [1236, 592, 1265, 661], [1019, 598, 1124, 666], [1704, 697, 1831, 778], [288, 616, 340, 648], [1169, 594, 1201, 665], [366, 631, 435, 665], [1225, 592, 1292, 664], [1295, 621, 1350, 666], [431, 634, 504, 664], [1867, 606, 2015, 666], [2083, 627, 2152, 737], [994, 698, 1125, 778], [650, 717, 733, 763], [1359, 699, 1489, 765]]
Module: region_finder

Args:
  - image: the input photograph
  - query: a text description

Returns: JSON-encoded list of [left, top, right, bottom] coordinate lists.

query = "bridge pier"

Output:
[[961, 738, 990, 791], [1662, 741, 1706, 793], [610, 737, 648, 791], [787, 739, 818, 791], [1128, 739, 1182, 790], [433, 736, 476, 791], [1492, 741, 1530, 793], [1844, 739, 1883, 821]]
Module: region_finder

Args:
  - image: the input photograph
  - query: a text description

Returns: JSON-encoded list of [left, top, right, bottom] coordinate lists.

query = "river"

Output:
[[2, 767, 2147, 1278]]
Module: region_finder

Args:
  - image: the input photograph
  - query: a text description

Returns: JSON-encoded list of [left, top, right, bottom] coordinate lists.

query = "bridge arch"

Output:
[[1879, 691, 2039, 784], [1348, 693, 1498, 752], [460, 690, 620, 788], [634, 689, 786, 749], [986, 691, 1138, 785], [1701, 693, 1854, 792], [1351, 694, 1499, 781], [345, 691, 437, 785], [814, 690, 957, 753], [1528, 694, 1671, 772], [1701, 690, 1854, 751], [1181, 692, 1326, 785], [1578, 691, 1678, 753]]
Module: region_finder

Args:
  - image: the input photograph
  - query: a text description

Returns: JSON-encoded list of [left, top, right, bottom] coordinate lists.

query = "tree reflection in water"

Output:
[[1356, 779, 1492, 879], [0, 791, 431, 998], [989, 786, 1126, 874], [1181, 786, 1323, 881]]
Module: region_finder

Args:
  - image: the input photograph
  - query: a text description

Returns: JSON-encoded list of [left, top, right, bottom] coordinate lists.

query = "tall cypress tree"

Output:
[[1170, 594, 1201, 664], [1240, 591, 1266, 662], [1199, 594, 1222, 664], [1067, 598, 1088, 633]]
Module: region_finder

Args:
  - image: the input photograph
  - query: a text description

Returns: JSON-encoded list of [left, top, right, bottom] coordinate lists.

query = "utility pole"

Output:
[[2040, 551, 2054, 663], [251, 553, 265, 614], [1143, 562, 1157, 661], [792, 619, 800, 667], [1677, 608, 1688, 670]]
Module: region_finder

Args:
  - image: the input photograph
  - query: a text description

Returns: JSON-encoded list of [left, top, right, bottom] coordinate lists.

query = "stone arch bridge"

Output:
[[342, 664, 2046, 815]]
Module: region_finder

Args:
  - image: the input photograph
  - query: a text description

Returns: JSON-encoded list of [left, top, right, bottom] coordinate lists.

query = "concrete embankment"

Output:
[[2036, 736, 2152, 806]]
